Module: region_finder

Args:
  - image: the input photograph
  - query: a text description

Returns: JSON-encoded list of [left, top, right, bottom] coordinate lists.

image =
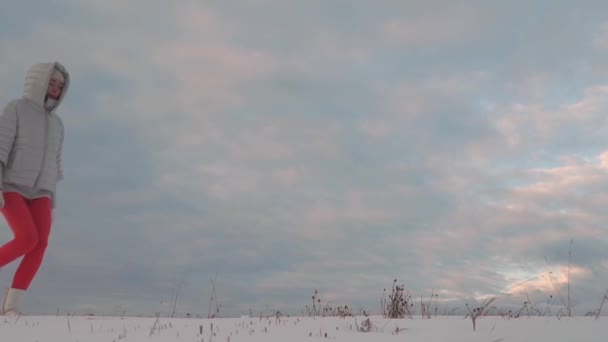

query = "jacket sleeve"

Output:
[[56, 117, 64, 182], [0, 101, 17, 167]]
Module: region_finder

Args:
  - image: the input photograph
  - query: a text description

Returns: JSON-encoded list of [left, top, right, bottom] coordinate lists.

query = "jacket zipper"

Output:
[[33, 113, 49, 188]]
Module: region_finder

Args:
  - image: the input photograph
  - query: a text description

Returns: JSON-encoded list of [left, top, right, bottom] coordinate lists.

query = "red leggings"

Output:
[[0, 192, 52, 290]]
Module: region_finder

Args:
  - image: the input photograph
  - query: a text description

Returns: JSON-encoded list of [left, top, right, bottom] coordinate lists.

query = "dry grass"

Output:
[[207, 272, 221, 319], [381, 279, 413, 319], [304, 289, 356, 318]]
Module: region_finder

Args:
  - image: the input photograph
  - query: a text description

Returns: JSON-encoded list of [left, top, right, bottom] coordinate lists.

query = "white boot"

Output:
[[2, 288, 25, 316]]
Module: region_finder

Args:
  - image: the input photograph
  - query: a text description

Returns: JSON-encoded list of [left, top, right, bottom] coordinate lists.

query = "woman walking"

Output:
[[0, 62, 68, 315]]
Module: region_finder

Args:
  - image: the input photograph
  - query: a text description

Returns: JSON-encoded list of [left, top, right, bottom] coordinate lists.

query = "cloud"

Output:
[[594, 22, 608, 50], [381, 6, 488, 47]]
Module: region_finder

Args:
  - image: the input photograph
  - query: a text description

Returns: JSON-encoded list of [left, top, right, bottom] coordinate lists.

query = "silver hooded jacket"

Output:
[[0, 62, 69, 201]]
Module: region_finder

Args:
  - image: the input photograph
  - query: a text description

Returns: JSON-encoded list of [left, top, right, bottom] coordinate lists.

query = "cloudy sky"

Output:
[[2, 0, 608, 317]]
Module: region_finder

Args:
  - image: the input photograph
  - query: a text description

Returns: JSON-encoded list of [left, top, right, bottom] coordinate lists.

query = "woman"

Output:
[[0, 62, 68, 315]]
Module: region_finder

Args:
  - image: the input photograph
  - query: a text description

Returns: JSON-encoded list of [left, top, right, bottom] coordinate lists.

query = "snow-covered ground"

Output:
[[0, 314, 604, 341]]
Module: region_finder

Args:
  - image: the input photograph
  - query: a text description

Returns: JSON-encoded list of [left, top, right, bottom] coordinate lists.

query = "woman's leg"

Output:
[[11, 196, 52, 290], [0, 193, 39, 270]]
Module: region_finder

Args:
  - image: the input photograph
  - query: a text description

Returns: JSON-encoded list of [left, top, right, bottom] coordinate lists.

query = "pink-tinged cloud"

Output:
[[505, 265, 592, 298], [381, 7, 489, 47], [271, 167, 305, 185], [513, 156, 608, 201], [159, 6, 280, 111], [376, 146, 608, 274], [466, 85, 608, 160], [295, 198, 397, 232], [593, 22, 608, 50], [599, 151, 608, 169], [359, 119, 394, 140], [152, 117, 343, 201], [359, 71, 491, 143], [503, 72, 555, 102], [385, 74, 481, 118]]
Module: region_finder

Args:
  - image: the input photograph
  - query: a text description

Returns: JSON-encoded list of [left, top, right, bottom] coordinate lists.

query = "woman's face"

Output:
[[47, 75, 64, 100]]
